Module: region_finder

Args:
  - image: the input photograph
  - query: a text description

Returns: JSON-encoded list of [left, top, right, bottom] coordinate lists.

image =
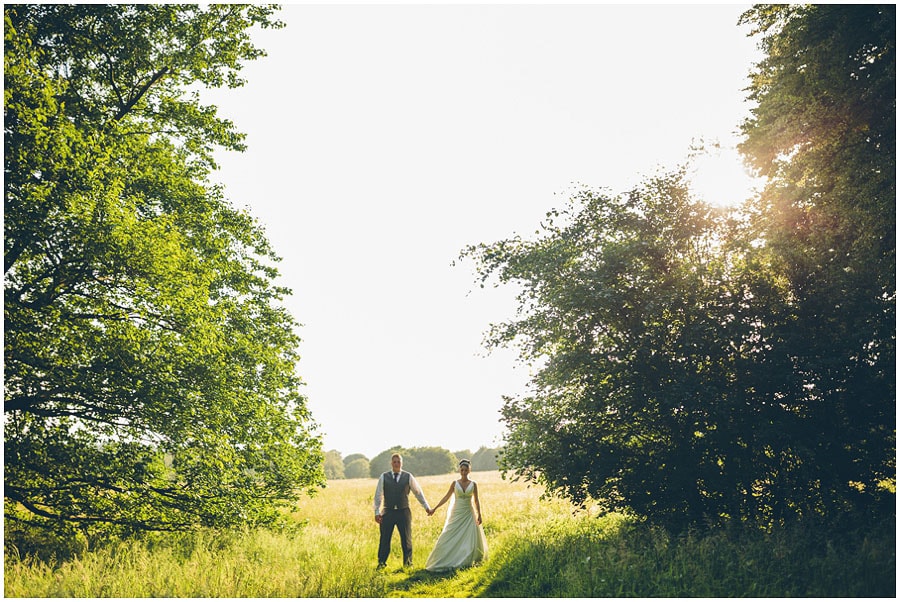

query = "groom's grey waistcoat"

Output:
[[382, 471, 411, 510]]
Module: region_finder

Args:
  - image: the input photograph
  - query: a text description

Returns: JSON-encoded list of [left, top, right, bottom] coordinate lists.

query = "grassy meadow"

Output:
[[4, 470, 895, 597]]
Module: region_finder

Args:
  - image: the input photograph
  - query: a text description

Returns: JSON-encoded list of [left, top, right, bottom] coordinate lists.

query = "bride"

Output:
[[425, 459, 488, 572]]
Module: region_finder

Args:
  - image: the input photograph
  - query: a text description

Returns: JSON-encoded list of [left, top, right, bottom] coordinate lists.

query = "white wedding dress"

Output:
[[425, 480, 488, 572]]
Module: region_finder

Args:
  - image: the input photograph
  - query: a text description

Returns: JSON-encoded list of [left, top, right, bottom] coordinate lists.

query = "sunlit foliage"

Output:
[[4, 4, 324, 540]]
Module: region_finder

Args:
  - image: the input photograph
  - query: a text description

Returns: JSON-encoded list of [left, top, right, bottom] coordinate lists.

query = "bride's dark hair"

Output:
[[458, 459, 471, 467]]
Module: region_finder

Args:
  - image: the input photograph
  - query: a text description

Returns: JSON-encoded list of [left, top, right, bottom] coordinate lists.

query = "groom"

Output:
[[373, 453, 432, 568]]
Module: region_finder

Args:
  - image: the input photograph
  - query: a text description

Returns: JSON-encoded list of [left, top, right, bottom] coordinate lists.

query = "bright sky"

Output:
[[204, 3, 763, 460]]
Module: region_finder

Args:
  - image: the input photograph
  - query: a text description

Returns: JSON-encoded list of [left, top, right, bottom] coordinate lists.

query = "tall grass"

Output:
[[4, 471, 895, 597], [475, 513, 895, 597]]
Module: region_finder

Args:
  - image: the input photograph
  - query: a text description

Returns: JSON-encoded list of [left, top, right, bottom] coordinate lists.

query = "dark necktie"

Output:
[[393, 473, 399, 483]]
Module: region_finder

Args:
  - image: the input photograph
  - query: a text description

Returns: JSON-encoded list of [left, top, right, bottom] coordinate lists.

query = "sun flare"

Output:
[[688, 146, 763, 208]]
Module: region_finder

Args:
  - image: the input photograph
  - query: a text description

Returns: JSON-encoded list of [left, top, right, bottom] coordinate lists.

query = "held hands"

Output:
[[426, 508, 435, 517], [375, 514, 383, 524]]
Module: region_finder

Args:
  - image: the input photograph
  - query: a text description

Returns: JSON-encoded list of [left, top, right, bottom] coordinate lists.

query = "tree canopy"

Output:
[[369, 446, 457, 478], [737, 3, 895, 523], [472, 446, 501, 471], [464, 4, 894, 531], [465, 172, 772, 530], [343, 453, 369, 467], [344, 458, 371, 479], [4, 4, 324, 539], [324, 450, 345, 480]]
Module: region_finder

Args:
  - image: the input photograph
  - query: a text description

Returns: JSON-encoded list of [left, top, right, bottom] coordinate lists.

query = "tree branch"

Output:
[[115, 66, 170, 121]]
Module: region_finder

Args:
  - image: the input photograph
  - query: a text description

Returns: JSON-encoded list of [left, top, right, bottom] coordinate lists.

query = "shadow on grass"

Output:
[[398, 568, 441, 583], [379, 514, 895, 597], [478, 536, 593, 598], [384, 566, 461, 596], [477, 515, 896, 598], [383, 563, 502, 598]]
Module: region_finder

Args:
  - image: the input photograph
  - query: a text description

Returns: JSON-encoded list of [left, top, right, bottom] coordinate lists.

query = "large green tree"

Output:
[[464, 172, 785, 531], [463, 4, 894, 531], [4, 4, 324, 538], [738, 4, 895, 522]]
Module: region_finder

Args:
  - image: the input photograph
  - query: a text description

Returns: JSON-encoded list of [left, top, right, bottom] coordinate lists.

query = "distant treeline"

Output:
[[323, 446, 502, 480]]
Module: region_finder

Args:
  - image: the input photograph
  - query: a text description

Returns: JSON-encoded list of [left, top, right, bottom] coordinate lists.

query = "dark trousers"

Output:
[[378, 507, 412, 565]]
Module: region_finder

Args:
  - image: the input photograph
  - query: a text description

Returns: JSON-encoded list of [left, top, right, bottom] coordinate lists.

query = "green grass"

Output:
[[4, 471, 895, 597]]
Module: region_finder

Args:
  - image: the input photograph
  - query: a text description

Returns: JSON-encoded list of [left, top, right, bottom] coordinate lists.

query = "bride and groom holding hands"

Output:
[[373, 453, 488, 572]]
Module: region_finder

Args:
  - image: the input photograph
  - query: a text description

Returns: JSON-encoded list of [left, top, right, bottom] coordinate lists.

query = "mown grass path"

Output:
[[5, 470, 894, 597]]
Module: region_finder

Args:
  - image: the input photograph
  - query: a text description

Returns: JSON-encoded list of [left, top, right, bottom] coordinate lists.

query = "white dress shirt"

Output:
[[373, 471, 431, 516]]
